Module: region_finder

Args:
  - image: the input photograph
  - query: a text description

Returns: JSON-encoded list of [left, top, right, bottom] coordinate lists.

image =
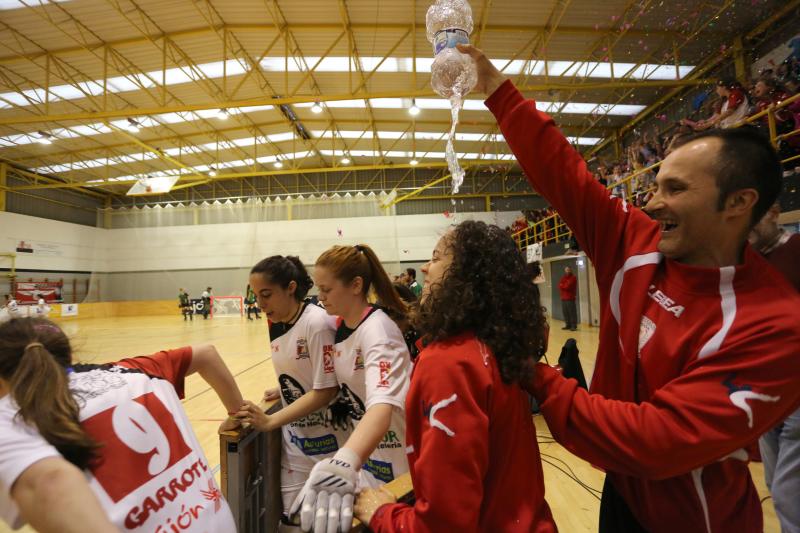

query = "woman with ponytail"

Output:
[[287, 244, 411, 533], [237, 255, 350, 532], [354, 221, 556, 532], [0, 321, 115, 533], [0, 317, 244, 532]]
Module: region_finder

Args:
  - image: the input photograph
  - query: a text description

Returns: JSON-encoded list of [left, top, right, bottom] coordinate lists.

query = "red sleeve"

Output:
[[485, 81, 658, 283], [566, 276, 577, 291], [527, 325, 800, 479], [369, 348, 490, 533], [115, 346, 193, 399], [728, 90, 744, 109]]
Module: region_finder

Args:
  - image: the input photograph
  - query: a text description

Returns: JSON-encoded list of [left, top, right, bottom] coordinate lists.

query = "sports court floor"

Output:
[[0, 315, 778, 533]]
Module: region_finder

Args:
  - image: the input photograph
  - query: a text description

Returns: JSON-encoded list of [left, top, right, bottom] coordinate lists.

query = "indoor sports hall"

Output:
[[1, 0, 798, 532]]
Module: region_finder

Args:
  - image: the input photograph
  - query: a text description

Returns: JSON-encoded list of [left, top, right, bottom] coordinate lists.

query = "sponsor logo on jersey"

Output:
[[123, 458, 212, 529], [288, 431, 340, 456], [296, 338, 310, 360], [647, 284, 685, 318], [723, 373, 780, 429], [363, 458, 395, 484], [353, 348, 364, 371], [323, 345, 335, 374], [377, 360, 391, 388], [81, 392, 193, 503], [378, 430, 403, 450], [638, 315, 656, 355]]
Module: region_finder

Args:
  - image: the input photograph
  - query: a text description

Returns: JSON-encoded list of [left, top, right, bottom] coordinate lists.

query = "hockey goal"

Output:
[[211, 296, 244, 317]]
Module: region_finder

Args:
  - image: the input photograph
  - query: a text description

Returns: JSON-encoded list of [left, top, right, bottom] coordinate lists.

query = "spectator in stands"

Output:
[[752, 78, 793, 132], [405, 268, 422, 298], [558, 267, 578, 331], [714, 78, 750, 129], [354, 221, 556, 532], [0, 318, 244, 532], [461, 43, 800, 533], [748, 203, 800, 532]]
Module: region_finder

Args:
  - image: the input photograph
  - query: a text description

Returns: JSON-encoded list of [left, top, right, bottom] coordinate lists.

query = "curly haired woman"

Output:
[[354, 220, 557, 532]]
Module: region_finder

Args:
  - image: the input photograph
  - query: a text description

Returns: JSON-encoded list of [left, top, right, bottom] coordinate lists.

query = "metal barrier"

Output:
[[219, 401, 283, 533], [219, 401, 414, 532]]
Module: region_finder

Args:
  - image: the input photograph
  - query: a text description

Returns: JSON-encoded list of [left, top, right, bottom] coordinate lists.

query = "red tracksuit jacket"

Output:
[[486, 80, 800, 533], [369, 332, 557, 533], [558, 274, 577, 301]]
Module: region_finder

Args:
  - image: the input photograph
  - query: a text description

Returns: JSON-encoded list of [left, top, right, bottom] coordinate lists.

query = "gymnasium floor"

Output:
[[0, 314, 779, 533]]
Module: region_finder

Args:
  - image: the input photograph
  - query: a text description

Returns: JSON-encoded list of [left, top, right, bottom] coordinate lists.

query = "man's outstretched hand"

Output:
[[456, 43, 507, 97]]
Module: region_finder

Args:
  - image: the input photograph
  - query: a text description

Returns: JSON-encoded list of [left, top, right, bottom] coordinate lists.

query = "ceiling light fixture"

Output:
[[410, 159, 418, 166], [341, 157, 351, 165], [216, 108, 230, 120], [209, 167, 218, 177], [310, 102, 323, 114], [274, 160, 284, 169], [408, 99, 421, 116]]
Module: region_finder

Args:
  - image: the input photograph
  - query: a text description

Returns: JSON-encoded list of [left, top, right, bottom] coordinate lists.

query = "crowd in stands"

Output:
[[509, 56, 800, 247]]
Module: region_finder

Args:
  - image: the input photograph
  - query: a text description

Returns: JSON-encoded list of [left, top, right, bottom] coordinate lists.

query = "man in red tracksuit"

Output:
[[460, 44, 800, 533], [558, 267, 578, 330]]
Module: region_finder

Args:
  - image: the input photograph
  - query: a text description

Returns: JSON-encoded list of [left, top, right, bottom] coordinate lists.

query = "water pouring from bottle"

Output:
[[426, 0, 477, 195]]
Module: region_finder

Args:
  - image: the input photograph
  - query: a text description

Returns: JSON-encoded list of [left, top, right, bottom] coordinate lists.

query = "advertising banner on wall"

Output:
[[14, 281, 64, 303]]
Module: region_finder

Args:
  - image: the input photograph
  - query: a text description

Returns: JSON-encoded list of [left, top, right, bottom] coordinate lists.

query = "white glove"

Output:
[[290, 447, 360, 533]]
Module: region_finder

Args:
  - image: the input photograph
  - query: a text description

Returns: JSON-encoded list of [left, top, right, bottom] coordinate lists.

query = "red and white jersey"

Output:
[[268, 302, 348, 471], [0, 348, 235, 532], [487, 80, 800, 533], [370, 333, 557, 533], [333, 307, 410, 488]]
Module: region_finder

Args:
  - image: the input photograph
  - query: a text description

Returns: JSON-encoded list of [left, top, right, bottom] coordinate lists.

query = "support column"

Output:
[[733, 36, 748, 83], [0, 162, 7, 212]]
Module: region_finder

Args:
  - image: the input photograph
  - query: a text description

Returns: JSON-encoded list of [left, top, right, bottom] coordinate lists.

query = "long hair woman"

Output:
[[237, 255, 350, 531], [354, 220, 557, 532], [289, 244, 412, 533], [0, 317, 244, 532]]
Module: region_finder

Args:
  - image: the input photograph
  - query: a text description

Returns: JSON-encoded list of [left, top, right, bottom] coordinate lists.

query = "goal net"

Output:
[[211, 296, 244, 317]]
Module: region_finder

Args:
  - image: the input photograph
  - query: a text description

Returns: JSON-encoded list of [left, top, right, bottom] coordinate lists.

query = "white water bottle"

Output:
[[426, 0, 477, 99]]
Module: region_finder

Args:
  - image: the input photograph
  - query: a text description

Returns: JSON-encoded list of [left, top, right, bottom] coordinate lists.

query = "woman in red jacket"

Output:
[[354, 220, 556, 532]]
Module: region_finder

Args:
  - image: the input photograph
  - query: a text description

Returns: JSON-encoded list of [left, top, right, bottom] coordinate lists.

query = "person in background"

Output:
[[749, 203, 800, 532], [201, 287, 212, 319], [0, 317, 244, 532], [405, 268, 422, 298], [289, 244, 410, 533], [558, 266, 578, 331], [354, 220, 556, 532], [179, 287, 193, 321], [459, 43, 800, 533], [237, 256, 347, 532], [3, 295, 19, 319], [244, 284, 261, 321]]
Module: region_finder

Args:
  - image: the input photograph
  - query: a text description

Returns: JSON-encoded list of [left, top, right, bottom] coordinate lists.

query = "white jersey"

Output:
[[269, 303, 348, 471], [0, 396, 61, 529], [332, 307, 410, 488], [0, 349, 235, 532]]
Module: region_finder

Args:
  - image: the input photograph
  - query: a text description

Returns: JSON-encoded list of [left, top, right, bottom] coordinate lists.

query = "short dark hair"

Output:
[[405, 267, 416, 279], [675, 126, 782, 226]]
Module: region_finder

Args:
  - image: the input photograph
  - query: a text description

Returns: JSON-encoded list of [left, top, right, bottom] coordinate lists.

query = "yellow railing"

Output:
[[513, 91, 800, 251]]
